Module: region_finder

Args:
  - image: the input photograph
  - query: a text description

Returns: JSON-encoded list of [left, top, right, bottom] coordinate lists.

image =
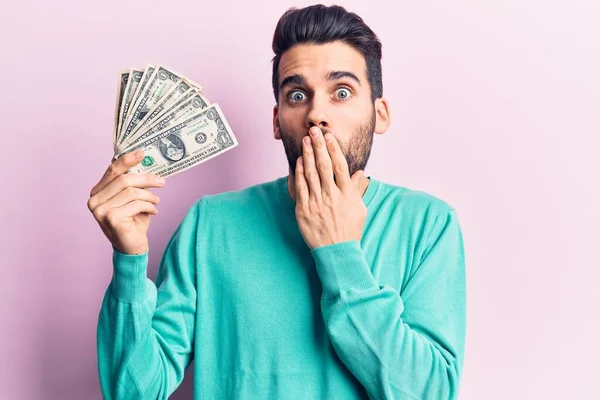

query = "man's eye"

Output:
[[335, 88, 352, 100], [288, 91, 307, 103]]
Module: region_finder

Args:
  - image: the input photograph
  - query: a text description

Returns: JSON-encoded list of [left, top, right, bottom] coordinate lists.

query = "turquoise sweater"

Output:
[[97, 176, 466, 399]]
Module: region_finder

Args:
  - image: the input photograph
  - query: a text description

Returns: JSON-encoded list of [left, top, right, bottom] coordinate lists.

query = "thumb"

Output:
[[351, 170, 364, 187]]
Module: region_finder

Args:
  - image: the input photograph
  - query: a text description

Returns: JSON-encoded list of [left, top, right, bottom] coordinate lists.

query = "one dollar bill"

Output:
[[123, 104, 238, 178], [126, 79, 195, 141], [120, 65, 184, 144], [113, 70, 130, 148], [117, 88, 211, 155], [115, 68, 144, 149]]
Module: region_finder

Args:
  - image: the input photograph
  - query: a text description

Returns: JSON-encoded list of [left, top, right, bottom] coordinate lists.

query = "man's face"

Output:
[[273, 42, 386, 177]]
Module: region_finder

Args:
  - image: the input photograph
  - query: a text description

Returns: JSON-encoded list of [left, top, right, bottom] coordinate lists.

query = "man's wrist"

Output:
[[311, 241, 378, 298], [111, 246, 151, 303]]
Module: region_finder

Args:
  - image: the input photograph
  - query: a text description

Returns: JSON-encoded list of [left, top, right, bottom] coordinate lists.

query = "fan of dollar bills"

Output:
[[112, 64, 238, 178]]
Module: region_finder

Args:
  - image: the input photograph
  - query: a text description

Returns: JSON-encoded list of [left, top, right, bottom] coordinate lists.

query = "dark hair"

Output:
[[271, 4, 383, 103]]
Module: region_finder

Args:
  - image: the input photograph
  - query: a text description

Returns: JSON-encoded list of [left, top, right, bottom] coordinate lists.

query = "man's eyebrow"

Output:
[[327, 71, 361, 86], [279, 74, 307, 91], [279, 71, 362, 91]]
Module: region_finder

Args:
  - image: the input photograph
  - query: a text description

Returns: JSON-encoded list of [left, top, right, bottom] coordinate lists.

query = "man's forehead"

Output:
[[278, 42, 367, 84]]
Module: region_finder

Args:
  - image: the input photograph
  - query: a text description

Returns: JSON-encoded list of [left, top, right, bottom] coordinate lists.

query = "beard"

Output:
[[280, 109, 377, 178]]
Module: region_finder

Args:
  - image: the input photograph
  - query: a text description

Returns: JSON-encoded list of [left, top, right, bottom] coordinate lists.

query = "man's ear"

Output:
[[374, 97, 391, 135], [273, 105, 281, 140]]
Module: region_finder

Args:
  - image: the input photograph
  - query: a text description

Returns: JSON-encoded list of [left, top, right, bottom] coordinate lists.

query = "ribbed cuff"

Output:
[[111, 246, 150, 303], [311, 241, 378, 298]]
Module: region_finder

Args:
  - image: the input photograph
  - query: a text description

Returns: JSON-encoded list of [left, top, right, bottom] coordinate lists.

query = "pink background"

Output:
[[1, 0, 598, 398]]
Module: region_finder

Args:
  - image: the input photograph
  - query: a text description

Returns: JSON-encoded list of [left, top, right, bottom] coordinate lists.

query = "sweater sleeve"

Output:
[[96, 200, 201, 399], [311, 209, 466, 400]]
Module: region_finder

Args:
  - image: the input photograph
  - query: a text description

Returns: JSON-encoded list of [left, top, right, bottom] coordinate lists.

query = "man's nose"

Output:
[[305, 94, 330, 130]]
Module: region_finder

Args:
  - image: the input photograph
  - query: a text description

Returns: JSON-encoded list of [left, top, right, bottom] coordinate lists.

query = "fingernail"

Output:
[[134, 149, 144, 157], [155, 176, 165, 184], [325, 133, 333, 143], [310, 127, 321, 137], [304, 136, 312, 147]]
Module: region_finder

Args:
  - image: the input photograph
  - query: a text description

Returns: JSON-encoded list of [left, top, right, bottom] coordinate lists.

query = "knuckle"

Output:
[[93, 206, 105, 220], [125, 186, 137, 196], [317, 161, 329, 171], [112, 173, 123, 185], [105, 210, 118, 225], [296, 202, 307, 214], [334, 163, 345, 174], [116, 174, 128, 186], [107, 163, 117, 177]]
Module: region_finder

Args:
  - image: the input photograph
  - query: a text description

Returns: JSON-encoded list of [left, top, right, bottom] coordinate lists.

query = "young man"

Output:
[[89, 5, 466, 399]]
